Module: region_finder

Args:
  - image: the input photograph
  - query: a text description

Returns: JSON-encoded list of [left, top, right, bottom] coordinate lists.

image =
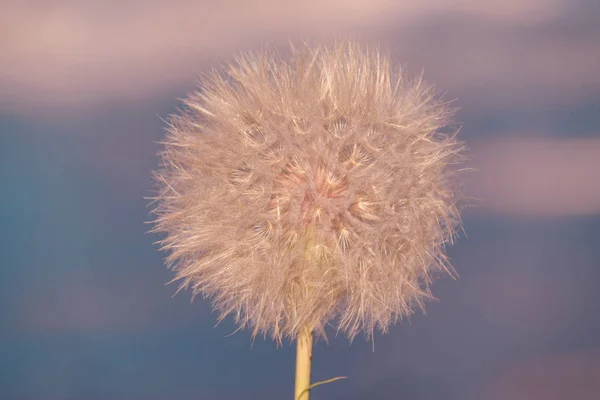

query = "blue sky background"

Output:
[[2, 1, 600, 399]]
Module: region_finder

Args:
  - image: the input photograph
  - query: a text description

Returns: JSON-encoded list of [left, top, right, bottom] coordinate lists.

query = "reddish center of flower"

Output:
[[299, 168, 349, 224], [271, 160, 349, 225]]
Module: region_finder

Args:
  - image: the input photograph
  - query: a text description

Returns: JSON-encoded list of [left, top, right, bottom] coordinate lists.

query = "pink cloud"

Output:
[[2, 0, 595, 116], [481, 350, 600, 399], [465, 137, 600, 216], [1, 0, 398, 114]]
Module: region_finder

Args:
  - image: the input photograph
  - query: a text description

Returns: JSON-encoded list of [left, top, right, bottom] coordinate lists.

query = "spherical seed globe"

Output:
[[151, 40, 463, 343]]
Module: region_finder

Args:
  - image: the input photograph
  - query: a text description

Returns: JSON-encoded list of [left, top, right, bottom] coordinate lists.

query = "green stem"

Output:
[[295, 376, 348, 400]]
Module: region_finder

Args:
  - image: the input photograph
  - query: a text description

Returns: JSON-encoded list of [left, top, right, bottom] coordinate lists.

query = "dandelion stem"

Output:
[[294, 326, 313, 400]]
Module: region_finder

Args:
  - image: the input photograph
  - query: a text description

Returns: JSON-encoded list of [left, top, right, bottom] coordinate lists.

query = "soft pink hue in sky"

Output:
[[3, 0, 597, 114], [467, 137, 600, 216], [482, 350, 600, 399]]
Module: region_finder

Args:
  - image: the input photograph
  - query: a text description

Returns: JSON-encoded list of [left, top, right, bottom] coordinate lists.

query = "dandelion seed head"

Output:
[[151, 39, 464, 343]]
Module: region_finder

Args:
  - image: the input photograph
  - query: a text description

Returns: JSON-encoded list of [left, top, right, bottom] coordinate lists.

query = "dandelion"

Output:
[[150, 39, 464, 399]]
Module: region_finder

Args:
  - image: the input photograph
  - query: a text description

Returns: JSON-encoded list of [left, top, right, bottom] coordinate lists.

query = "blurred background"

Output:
[[2, 1, 600, 399]]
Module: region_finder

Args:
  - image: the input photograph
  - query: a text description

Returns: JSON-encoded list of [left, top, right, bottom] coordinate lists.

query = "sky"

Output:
[[1, 0, 600, 399]]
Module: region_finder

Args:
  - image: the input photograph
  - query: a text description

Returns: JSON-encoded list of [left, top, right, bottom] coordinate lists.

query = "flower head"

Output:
[[151, 39, 463, 342]]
